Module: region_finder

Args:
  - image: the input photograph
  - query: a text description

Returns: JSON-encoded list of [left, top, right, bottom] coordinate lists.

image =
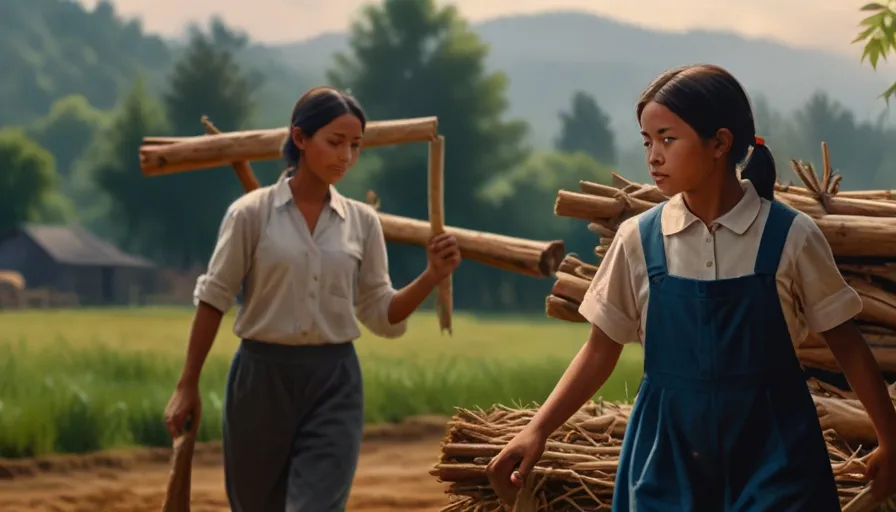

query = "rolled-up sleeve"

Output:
[[355, 214, 407, 338], [792, 216, 863, 333], [578, 220, 642, 344], [193, 204, 256, 314]]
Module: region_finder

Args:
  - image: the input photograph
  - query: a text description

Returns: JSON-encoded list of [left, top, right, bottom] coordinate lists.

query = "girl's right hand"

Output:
[[485, 427, 547, 506], [164, 382, 202, 438]]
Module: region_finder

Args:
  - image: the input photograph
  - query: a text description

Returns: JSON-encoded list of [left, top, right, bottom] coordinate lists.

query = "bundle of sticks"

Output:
[[547, 143, 896, 375], [430, 379, 896, 511]]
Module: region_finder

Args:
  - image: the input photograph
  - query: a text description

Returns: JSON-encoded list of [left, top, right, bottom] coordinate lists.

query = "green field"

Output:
[[0, 307, 644, 458]]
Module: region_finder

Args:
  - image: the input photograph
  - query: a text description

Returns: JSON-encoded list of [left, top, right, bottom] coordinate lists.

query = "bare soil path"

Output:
[[0, 417, 451, 512]]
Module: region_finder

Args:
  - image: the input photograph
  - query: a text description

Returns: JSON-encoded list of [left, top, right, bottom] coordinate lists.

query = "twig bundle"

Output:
[[431, 380, 896, 511]]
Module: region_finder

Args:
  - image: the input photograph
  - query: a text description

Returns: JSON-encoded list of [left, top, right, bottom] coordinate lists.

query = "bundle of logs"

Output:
[[432, 143, 896, 511], [547, 143, 896, 375], [430, 379, 896, 511]]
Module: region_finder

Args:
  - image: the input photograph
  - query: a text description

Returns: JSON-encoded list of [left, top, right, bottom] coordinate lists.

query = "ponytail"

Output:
[[281, 136, 301, 167], [741, 142, 777, 201]]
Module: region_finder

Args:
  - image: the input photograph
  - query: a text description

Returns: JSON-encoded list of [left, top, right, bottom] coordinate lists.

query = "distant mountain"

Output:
[[273, 10, 894, 150], [5, 2, 892, 155]]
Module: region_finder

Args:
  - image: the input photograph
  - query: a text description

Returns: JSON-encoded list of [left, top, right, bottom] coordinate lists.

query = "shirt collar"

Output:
[[273, 176, 347, 220], [660, 179, 761, 236]]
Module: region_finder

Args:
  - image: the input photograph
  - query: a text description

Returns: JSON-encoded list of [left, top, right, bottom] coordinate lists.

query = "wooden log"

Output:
[[554, 190, 654, 223], [545, 294, 586, 323], [578, 179, 896, 219], [139, 116, 439, 176], [815, 395, 880, 448], [840, 263, 896, 284], [835, 190, 896, 201], [380, 213, 564, 278], [557, 254, 599, 280], [161, 423, 195, 512], [200, 116, 260, 191], [428, 136, 452, 335], [819, 216, 896, 257], [848, 277, 896, 329], [798, 346, 896, 374], [586, 221, 617, 239], [551, 271, 589, 304], [557, 189, 896, 257]]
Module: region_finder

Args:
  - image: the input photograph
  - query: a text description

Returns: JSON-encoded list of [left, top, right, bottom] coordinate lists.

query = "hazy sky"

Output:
[[80, 0, 874, 58]]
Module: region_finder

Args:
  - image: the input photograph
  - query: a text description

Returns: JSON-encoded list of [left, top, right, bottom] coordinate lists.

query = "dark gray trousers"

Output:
[[223, 339, 364, 512]]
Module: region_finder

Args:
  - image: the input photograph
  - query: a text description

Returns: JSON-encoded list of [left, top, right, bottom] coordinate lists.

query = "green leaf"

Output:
[[859, 12, 886, 28], [853, 24, 878, 43], [861, 38, 883, 68], [881, 81, 896, 106], [861, 2, 887, 12]]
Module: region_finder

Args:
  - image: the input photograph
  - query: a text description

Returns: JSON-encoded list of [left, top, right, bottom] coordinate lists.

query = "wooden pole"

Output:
[[200, 116, 259, 191], [428, 136, 452, 335], [139, 116, 439, 176]]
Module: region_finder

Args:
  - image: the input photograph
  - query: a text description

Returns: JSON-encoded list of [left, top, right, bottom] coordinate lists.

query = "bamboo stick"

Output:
[[428, 136, 452, 335], [139, 116, 439, 176], [382, 213, 564, 277]]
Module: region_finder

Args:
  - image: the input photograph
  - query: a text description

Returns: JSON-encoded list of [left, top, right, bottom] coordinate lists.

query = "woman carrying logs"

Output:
[[162, 86, 461, 512], [487, 65, 896, 510]]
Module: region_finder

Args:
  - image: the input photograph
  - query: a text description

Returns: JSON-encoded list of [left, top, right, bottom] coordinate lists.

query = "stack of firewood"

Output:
[[547, 143, 896, 375]]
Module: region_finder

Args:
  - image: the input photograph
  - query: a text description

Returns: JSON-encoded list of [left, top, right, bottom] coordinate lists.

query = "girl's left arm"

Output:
[[823, 321, 896, 446]]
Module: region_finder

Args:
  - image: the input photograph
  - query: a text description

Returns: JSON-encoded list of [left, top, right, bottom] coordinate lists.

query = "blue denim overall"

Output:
[[611, 200, 840, 511]]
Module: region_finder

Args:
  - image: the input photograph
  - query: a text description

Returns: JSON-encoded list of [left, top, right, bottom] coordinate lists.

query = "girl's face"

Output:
[[294, 113, 363, 185], [639, 101, 729, 196]]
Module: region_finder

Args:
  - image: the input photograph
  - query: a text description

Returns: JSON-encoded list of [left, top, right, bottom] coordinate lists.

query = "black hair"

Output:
[[636, 64, 776, 200], [281, 86, 367, 169]]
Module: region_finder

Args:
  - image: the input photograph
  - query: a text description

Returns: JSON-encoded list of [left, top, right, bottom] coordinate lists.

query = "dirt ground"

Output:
[[0, 416, 452, 512]]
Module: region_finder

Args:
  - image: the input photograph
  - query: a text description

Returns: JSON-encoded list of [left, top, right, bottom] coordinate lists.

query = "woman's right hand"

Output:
[[164, 381, 202, 439], [485, 426, 547, 506]]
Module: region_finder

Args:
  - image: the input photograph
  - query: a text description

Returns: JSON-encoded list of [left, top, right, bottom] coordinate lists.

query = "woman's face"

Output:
[[639, 100, 730, 196], [294, 113, 363, 185]]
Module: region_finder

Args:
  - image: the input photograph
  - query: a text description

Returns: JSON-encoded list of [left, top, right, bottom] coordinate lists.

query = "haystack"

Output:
[[432, 143, 896, 511]]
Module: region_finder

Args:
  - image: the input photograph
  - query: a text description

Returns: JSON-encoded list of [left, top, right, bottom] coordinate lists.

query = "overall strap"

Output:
[[638, 203, 668, 278], [753, 200, 798, 276]]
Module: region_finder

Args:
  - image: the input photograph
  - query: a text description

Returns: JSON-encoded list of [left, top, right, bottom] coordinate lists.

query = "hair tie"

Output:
[[754, 135, 765, 146]]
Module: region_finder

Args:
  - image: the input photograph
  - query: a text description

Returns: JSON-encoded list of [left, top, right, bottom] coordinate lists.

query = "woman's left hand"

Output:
[[867, 444, 896, 501], [425, 232, 461, 281]]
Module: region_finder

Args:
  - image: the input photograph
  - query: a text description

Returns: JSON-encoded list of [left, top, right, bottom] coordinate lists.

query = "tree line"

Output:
[[2, 0, 896, 313]]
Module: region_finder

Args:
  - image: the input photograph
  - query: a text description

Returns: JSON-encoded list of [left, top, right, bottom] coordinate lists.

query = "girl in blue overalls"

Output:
[[486, 64, 896, 510]]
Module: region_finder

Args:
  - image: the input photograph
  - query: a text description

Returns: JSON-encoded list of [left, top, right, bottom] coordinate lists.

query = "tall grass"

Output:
[[0, 307, 643, 458]]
